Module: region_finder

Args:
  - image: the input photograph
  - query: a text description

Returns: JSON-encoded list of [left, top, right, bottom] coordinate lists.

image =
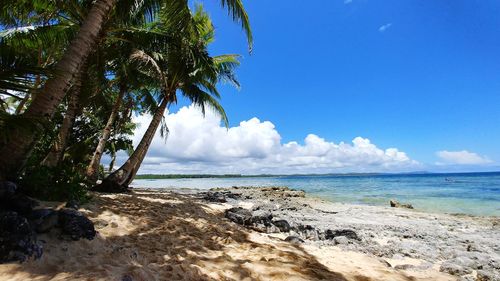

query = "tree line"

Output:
[[0, 0, 252, 200]]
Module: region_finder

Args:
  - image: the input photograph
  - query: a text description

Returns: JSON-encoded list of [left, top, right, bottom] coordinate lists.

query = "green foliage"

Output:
[[19, 164, 91, 203]]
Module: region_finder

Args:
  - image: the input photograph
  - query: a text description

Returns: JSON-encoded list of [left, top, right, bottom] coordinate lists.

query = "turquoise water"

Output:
[[131, 172, 500, 216]]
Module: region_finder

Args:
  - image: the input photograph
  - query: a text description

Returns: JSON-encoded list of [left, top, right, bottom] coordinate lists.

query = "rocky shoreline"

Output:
[[200, 186, 500, 281]]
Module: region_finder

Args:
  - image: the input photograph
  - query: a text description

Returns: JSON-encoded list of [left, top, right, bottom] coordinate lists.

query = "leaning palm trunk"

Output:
[[0, 0, 116, 180], [41, 88, 80, 167], [85, 84, 126, 182], [94, 95, 169, 192]]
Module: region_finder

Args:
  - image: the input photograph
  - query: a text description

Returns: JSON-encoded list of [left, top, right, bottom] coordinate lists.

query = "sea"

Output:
[[131, 172, 500, 216]]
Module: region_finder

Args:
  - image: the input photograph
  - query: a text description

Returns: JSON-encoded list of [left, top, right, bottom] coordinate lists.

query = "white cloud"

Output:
[[116, 105, 420, 174], [436, 150, 492, 165], [344, 0, 353, 4], [378, 23, 392, 32]]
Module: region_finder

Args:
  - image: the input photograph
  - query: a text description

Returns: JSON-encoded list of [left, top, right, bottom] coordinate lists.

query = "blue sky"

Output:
[[128, 0, 500, 174]]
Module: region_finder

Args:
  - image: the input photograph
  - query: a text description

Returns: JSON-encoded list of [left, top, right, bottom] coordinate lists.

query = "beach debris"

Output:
[[284, 235, 304, 244], [29, 209, 59, 233], [58, 208, 96, 241], [389, 200, 414, 209], [0, 211, 42, 263]]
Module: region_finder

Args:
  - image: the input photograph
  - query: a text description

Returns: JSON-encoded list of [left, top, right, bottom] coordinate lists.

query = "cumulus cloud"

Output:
[[436, 150, 492, 165], [378, 23, 392, 32], [116, 105, 419, 174]]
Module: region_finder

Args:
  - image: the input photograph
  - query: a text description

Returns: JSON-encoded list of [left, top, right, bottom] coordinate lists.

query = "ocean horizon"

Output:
[[132, 171, 500, 216]]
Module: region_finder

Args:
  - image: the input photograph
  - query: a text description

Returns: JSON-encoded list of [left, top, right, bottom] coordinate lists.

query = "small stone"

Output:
[[284, 236, 304, 244], [93, 219, 109, 229], [333, 236, 349, 245], [325, 229, 360, 241], [273, 220, 291, 232]]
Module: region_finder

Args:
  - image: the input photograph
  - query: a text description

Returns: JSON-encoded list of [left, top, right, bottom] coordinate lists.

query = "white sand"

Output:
[[0, 190, 456, 281]]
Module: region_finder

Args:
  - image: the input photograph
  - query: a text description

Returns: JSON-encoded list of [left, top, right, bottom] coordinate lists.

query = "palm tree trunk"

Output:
[[94, 95, 169, 192], [15, 47, 43, 115], [0, 0, 116, 180], [85, 83, 126, 182], [41, 88, 80, 167]]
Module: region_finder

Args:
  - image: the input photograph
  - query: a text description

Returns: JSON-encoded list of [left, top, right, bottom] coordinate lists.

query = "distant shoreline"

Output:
[[135, 170, 500, 179]]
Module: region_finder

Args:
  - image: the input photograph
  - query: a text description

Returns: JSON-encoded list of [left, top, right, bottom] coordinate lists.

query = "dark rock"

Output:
[[0, 211, 42, 263], [122, 274, 134, 281], [65, 200, 79, 210], [273, 220, 291, 232], [6, 194, 39, 215], [296, 224, 320, 240], [285, 236, 304, 244], [390, 200, 414, 209], [250, 213, 274, 232], [29, 209, 59, 233], [202, 192, 227, 203], [325, 229, 360, 241], [58, 208, 96, 240], [0, 181, 17, 201], [225, 207, 252, 225]]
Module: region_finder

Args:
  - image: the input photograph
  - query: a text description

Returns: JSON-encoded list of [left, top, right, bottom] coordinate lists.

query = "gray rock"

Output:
[[225, 207, 252, 225], [202, 192, 227, 203], [325, 229, 359, 241], [333, 236, 349, 245], [65, 200, 80, 210], [477, 270, 500, 281], [440, 262, 472, 276], [273, 220, 291, 232], [285, 236, 304, 244]]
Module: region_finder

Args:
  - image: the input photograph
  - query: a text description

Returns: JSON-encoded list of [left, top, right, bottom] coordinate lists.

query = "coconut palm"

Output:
[[0, 0, 252, 181], [95, 6, 240, 191]]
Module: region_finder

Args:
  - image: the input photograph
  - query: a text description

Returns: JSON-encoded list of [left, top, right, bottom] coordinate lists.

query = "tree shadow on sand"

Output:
[[0, 190, 417, 281]]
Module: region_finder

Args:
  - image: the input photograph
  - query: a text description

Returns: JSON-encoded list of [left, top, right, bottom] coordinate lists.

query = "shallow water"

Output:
[[131, 172, 500, 216]]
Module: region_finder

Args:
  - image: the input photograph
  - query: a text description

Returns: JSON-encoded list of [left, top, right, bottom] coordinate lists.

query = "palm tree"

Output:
[[95, 6, 240, 192], [0, 0, 252, 181]]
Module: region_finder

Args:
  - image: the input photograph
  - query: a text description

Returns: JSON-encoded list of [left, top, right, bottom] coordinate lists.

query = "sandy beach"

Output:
[[0, 187, 498, 281]]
